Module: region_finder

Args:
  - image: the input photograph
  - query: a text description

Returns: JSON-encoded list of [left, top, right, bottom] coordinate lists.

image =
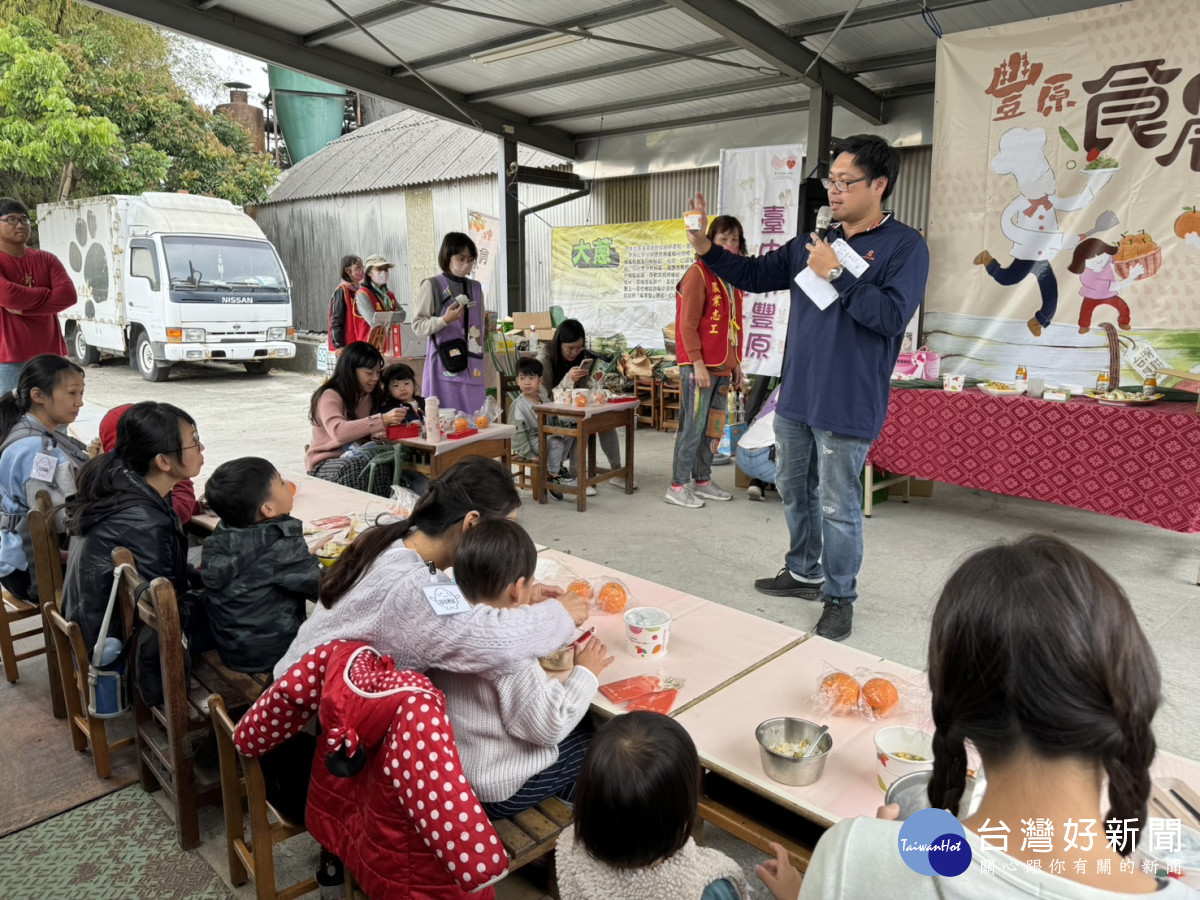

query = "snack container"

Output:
[[684, 210, 704, 231], [874, 726, 935, 791], [623, 606, 671, 658], [941, 374, 964, 392]]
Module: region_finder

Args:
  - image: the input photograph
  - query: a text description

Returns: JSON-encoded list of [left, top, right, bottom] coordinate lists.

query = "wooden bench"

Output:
[[492, 795, 573, 889], [28, 490, 66, 718]]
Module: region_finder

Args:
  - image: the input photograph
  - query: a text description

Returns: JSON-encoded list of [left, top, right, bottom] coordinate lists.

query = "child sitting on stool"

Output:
[[509, 356, 577, 501], [428, 517, 613, 818]]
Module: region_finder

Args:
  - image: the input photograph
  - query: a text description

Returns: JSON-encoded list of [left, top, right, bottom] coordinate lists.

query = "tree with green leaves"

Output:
[[0, 4, 276, 213]]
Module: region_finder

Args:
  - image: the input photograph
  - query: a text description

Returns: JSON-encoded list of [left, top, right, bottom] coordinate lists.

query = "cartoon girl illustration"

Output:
[[1067, 238, 1144, 334], [973, 127, 1116, 337]]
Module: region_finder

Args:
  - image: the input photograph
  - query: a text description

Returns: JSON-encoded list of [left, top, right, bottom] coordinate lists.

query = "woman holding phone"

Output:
[[411, 232, 486, 416], [538, 319, 634, 490]]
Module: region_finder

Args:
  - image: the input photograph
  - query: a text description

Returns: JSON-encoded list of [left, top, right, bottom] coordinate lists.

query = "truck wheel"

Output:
[[243, 361, 272, 376], [135, 331, 171, 383], [70, 325, 101, 367]]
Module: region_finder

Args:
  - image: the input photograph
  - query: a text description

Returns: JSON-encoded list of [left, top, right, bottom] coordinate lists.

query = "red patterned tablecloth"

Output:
[[868, 389, 1200, 533]]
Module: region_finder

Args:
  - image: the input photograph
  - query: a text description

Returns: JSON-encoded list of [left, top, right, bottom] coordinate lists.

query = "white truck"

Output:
[[37, 193, 295, 381]]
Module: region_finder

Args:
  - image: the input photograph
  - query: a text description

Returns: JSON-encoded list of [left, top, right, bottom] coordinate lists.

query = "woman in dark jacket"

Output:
[[61, 401, 207, 705]]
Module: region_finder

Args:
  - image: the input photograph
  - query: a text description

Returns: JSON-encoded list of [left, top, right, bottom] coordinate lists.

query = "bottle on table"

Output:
[[1095, 371, 1110, 393], [1143, 374, 1158, 397], [1014, 364, 1028, 385], [529, 325, 539, 352], [425, 396, 442, 441]]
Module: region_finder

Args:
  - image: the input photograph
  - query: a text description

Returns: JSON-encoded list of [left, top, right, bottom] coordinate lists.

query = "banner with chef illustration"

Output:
[[717, 144, 805, 377], [926, 0, 1200, 387]]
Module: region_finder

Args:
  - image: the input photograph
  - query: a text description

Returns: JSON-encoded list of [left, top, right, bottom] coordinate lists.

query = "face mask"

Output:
[[374, 271, 389, 286]]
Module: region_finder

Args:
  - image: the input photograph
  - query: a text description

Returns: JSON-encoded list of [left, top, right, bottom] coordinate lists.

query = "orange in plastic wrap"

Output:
[[566, 579, 594, 600], [597, 581, 628, 614], [821, 672, 861, 714], [475, 415, 490, 429], [862, 677, 900, 717], [574, 392, 589, 408], [453, 417, 470, 434]]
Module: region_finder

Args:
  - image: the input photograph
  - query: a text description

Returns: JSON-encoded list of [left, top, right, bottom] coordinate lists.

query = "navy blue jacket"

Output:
[[702, 214, 929, 440]]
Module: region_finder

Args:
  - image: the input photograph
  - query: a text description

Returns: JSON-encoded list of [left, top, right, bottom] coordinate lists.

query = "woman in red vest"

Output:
[[346, 254, 398, 350], [326, 254, 364, 372], [666, 216, 746, 510]]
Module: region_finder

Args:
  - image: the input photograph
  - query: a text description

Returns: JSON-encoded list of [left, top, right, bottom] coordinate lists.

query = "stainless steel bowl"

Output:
[[755, 717, 832, 786], [884, 770, 987, 820]]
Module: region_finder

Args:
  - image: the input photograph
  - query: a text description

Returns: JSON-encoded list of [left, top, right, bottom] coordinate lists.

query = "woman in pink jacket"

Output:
[[306, 341, 406, 495]]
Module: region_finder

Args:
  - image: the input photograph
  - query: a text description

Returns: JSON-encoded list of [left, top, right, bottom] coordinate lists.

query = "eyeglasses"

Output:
[[180, 439, 204, 452], [820, 175, 872, 193], [0, 215, 31, 227]]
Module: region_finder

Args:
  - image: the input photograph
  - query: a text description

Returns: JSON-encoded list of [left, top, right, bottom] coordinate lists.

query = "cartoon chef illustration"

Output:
[[973, 126, 1117, 337]]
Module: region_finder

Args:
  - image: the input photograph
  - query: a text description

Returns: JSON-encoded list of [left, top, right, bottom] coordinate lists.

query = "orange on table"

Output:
[[573, 393, 588, 407], [453, 416, 470, 434], [566, 579, 594, 600], [475, 415, 490, 429], [597, 581, 628, 614], [861, 677, 900, 717], [821, 671, 861, 714]]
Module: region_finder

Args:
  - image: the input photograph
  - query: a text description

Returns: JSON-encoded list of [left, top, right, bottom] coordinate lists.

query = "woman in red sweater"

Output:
[[306, 341, 406, 495], [0, 199, 77, 395]]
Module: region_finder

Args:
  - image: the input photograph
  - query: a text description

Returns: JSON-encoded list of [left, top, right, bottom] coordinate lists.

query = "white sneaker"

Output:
[[561, 477, 597, 497], [693, 479, 732, 501], [664, 485, 704, 508], [747, 484, 764, 501], [611, 476, 638, 490]]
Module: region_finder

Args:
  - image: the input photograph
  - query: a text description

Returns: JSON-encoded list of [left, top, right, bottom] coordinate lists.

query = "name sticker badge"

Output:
[[423, 582, 471, 616], [31, 452, 58, 482]]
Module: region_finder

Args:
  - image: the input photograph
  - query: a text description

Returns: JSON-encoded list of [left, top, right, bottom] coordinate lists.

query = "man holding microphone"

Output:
[[685, 135, 928, 641]]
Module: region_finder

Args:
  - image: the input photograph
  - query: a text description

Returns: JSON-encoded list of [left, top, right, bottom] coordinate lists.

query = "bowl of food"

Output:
[[538, 643, 575, 672], [755, 717, 833, 786], [884, 769, 987, 820], [315, 538, 351, 568], [875, 726, 934, 791]]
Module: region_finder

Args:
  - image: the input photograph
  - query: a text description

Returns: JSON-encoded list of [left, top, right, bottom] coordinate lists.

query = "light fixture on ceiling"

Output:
[[471, 32, 586, 65]]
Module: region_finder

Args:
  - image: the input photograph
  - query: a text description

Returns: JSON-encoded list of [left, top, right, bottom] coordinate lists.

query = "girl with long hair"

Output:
[[306, 341, 406, 495], [327, 253, 364, 363]]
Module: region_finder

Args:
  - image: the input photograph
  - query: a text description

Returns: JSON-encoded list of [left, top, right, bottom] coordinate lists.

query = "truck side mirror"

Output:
[[130, 246, 159, 291]]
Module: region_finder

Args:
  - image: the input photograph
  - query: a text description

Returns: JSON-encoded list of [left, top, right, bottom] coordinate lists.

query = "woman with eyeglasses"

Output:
[[306, 341, 407, 495], [0, 198, 77, 395], [61, 401, 209, 706]]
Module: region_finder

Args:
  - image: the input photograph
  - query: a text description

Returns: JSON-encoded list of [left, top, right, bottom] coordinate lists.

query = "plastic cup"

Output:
[[623, 606, 671, 658]]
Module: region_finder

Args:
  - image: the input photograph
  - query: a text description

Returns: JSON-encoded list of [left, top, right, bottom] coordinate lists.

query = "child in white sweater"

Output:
[[429, 518, 613, 817]]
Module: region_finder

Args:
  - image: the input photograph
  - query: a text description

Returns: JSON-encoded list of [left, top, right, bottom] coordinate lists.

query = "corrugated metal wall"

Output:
[[893, 145, 932, 233], [258, 155, 926, 331]]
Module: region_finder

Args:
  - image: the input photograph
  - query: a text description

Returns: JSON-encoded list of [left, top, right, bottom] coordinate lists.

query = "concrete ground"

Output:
[[71, 358, 1200, 898]]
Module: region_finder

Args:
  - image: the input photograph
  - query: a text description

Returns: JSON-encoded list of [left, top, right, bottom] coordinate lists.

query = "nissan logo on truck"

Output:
[[221, 295, 254, 304]]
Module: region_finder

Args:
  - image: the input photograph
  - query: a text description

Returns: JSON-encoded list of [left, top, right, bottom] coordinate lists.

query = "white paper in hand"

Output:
[[796, 268, 839, 310]]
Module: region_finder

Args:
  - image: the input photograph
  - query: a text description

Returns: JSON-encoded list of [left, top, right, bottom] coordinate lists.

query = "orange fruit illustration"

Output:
[[862, 677, 900, 717], [475, 415, 490, 429], [1175, 206, 1200, 239], [820, 672, 861, 714], [566, 579, 594, 600], [453, 417, 469, 434], [597, 581, 628, 614]]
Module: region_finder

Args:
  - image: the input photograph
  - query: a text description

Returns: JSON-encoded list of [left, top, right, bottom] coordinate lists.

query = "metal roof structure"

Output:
[[85, 0, 1124, 161], [263, 109, 569, 203]]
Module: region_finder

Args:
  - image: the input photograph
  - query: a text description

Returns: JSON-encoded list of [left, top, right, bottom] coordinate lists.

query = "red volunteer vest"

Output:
[[675, 260, 743, 369]]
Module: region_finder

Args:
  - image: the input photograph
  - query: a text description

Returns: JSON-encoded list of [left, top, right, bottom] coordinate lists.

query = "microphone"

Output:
[[815, 205, 833, 240]]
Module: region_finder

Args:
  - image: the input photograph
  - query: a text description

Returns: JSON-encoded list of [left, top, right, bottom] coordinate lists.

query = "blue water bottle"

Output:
[[93, 637, 124, 715]]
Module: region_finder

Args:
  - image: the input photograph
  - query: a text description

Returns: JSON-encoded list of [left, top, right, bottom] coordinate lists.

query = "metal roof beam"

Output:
[[842, 48, 936, 74], [573, 100, 809, 140], [462, 38, 732, 103], [795, 0, 985, 37], [80, 0, 578, 159], [510, 166, 585, 190], [303, 0, 434, 48], [878, 81, 937, 99], [398, 0, 667, 74], [663, 0, 883, 124], [528, 74, 796, 126]]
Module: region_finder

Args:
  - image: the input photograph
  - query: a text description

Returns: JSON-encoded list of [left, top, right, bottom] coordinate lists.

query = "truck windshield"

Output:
[[163, 237, 287, 290]]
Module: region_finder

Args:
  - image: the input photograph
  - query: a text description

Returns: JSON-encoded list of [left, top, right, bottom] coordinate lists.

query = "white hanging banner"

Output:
[[717, 143, 805, 377], [467, 210, 500, 303]]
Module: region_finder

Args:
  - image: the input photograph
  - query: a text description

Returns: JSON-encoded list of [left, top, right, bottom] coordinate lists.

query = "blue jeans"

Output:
[[0, 362, 24, 396], [986, 258, 1058, 327], [736, 444, 776, 483], [773, 414, 871, 601]]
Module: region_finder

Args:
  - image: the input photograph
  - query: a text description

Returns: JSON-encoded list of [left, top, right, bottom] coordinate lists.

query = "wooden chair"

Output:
[[511, 457, 538, 493], [0, 490, 57, 688], [634, 377, 659, 429], [209, 693, 318, 900], [493, 796, 573, 884], [659, 379, 683, 431], [499, 372, 520, 423], [118, 548, 222, 850], [43, 595, 136, 778], [28, 490, 67, 717]]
